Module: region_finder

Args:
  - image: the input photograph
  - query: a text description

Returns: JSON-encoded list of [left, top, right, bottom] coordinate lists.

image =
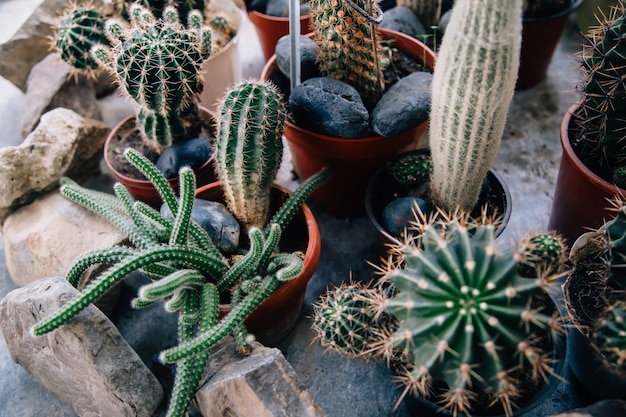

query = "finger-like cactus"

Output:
[[429, 0, 522, 212], [215, 80, 287, 231]]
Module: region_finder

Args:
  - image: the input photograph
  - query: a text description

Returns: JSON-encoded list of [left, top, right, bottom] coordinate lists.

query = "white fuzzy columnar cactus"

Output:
[[429, 0, 522, 212]]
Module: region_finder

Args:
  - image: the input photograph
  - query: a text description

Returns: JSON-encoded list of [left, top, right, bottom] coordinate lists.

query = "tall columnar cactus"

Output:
[[215, 80, 287, 231], [93, 4, 212, 148], [429, 0, 522, 212], [309, 0, 384, 108], [573, 3, 626, 183], [54, 5, 111, 75]]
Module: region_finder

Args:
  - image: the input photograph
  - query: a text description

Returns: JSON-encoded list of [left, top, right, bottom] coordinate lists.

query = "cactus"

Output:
[[572, 2, 626, 184], [309, 0, 384, 108], [517, 231, 569, 278], [395, 0, 442, 29], [31, 147, 329, 417], [215, 80, 287, 231], [53, 5, 111, 75], [387, 151, 433, 187], [428, 0, 522, 212]]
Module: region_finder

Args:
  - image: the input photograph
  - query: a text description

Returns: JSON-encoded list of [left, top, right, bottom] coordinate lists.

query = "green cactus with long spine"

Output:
[[428, 0, 522, 213], [215, 80, 287, 231], [572, 2, 626, 184], [517, 231, 568, 278], [31, 146, 330, 417], [309, 0, 384, 108]]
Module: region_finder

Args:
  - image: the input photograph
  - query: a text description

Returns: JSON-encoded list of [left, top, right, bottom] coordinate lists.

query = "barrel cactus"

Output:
[[517, 231, 569, 278], [429, 0, 522, 213], [309, 0, 384, 108], [572, 2, 626, 185]]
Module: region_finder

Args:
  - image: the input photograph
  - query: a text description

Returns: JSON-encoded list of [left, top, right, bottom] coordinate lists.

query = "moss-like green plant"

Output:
[[309, 0, 384, 108], [428, 0, 522, 212]]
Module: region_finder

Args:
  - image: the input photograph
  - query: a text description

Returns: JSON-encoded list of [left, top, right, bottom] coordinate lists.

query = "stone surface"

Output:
[[380, 6, 427, 38], [155, 137, 213, 179], [370, 71, 432, 137], [0, 276, 164, 417], [289, 77, 370, 138], [550, 399, 626, 417], [275, 34, 320, 82], [195, 337, 325, 417], [21, 53, 102, 138], [3, 191, 127, 289], [0, 108, 110, 226]]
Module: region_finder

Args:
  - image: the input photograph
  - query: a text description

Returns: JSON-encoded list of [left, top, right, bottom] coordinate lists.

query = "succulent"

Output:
[[215, 80, 287, 231], [572, 2, 626, 185], [517, 231, 569, 278], [429, 0, 522, 212], [313, 215, 563, 417], [309, 0, 385, 108], [31, 147, 330, 417], [115, 0, 207, 25], [387, 151, 433, 187]]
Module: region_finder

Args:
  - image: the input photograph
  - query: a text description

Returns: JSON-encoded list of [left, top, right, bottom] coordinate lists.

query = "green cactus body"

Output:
[[429, 0, 522, 212], [54, 6, 110, 73], [215, 81, 287, 231], [388, 152, 433, 186], [309, 0, 384, 108], [574, 3, 626, 182], [596, 300, 626, 372], [517, 232, 568, 278], [383, 221, 556, 416]]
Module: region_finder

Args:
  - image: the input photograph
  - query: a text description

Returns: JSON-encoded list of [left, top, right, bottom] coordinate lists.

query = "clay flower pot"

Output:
[[548, 102, 626, 246], [262, 28, 437, 217], [104, 107, 217, 209], [195, 181, 321, 346], [248, 11, 312, 62]]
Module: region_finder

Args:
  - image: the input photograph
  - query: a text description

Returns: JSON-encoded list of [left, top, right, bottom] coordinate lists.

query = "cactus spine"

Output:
[[215, 80, 287, 231], [309, 0, 384, 108], [573, 2, 626, 184], [429, 0, 522, 212]]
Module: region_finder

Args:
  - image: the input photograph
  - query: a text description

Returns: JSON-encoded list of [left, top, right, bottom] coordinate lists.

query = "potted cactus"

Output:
[[312, 215, 567, 416], [548, 1, 626, 246], [29, 79, 330, 417], [563, 201, 626, 401], [261, 0, 437, 217]]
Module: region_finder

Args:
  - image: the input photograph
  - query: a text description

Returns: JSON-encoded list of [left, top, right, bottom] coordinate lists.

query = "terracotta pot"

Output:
[[104, 107, 218, 209], [365, 148, 512, 254], [548, 102, 625, 246], [262, 28, 437, 217], [517, 0, 582, 90], [248, 11, 312, 62], [195, 182, 321, 346]]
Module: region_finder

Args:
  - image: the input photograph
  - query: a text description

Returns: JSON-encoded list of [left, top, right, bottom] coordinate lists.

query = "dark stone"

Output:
[[551, 399, 626, 417], [380, 7, 427, 38], [247, 0, 269, 13], [160, 199, 240, 254], [156, 138, 212, 179], [371, 71, 432, 137], [289, 77, 370, 138], [265, 0, 289, 17], [275, 35, 321, 82], [382, 196, 430, 238]]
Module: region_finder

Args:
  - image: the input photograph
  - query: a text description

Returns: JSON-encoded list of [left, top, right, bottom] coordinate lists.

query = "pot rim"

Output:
[[522, 0, 583, 23]]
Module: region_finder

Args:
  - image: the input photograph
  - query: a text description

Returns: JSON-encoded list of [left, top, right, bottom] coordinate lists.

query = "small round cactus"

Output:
[[596, 300, 626, 371], [388, 152, 433, 187], [517, 231, 568, 278]]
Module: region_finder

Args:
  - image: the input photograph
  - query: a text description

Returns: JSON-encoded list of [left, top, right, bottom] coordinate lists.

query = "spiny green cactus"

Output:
[[31, 147, 330, 417], [54, 5, 110, 75], [596, 300, 626, 371], [115, 0, 206, 25], [215, 80, 287, 231], [387, 151, 433, 187], [309, 0, 384, 108], [573, 2, 626, 184], [517, 231, 569, 278], [429, 0, 522, 212]]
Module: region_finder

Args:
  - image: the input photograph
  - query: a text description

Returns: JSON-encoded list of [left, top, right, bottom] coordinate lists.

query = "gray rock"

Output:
[[161, 199, 240, 253], [275, 34, 320, 82], [195, 337, 325, 417], [0, 277, 164, 417], [2, 191, 127, 300], [550, 399, 626, 417], [0, 108, 110, 226], [289, 77, 370, 138], [370, 71, 432, 137], [380, 6, 427, 38], [21, 53, 102, 138], [265, 0, 289, 17]]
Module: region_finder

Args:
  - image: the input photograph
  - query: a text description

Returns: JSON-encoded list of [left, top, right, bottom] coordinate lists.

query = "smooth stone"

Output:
[[380, 7, 427, 38], [161, 199, 240, 254], [275, 34, 320, 82], [289, 77, 370, 138], [155, 137, 213, 179], [382, 196, 430, 238], [370, 71, 433, 137]]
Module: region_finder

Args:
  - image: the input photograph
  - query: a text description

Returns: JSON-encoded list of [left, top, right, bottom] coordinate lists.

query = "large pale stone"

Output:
[[0, 108, 110, 226], [0, 277, 164, 417], [21, 53, 102, 138], [196, 338, 325, 417], [3, 191, 126, 290]]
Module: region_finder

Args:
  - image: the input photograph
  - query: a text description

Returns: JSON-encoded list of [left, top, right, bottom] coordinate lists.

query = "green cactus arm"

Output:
[[114, 182, 160, 244], [138, 269, 205, 302], [170, 167, 195, 246], [217, 227, 265, 292], [428, 0, 522, 212], [267, 252, 303, 282], [65, 246, 135, 287]]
